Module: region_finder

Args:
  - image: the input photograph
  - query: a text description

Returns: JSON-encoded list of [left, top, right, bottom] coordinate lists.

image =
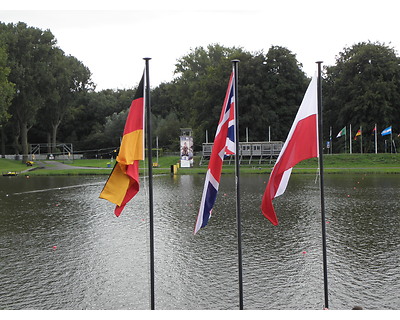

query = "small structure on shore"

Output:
[[200, 141, 283, 166], [180, 128, 194, 168]]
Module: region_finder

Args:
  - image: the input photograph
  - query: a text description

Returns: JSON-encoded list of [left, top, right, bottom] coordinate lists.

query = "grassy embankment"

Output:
[[1, 153, 400, 176]]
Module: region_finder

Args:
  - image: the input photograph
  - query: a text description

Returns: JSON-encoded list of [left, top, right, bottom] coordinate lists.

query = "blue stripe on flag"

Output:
[[201, 181, 218, 228], [227, 123, 235, 143], [381, 126, 392, 136]]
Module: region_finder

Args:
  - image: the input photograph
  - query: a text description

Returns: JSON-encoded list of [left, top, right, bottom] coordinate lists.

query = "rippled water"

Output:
[[0, 173, 399, 310]]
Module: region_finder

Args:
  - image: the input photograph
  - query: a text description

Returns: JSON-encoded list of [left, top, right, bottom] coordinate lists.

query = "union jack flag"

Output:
[[194, 71, 235, 234]]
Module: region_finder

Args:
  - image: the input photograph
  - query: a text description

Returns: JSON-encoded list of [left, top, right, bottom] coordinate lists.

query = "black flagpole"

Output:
[[144, 57, 155, 310], [232, 59, 244, 310], [316, 61, 329, 309]]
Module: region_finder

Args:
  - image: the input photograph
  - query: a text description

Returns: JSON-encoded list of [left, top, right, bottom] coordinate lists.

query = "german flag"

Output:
[[100, 73, 145, 216], [354, 128, 361, 140]]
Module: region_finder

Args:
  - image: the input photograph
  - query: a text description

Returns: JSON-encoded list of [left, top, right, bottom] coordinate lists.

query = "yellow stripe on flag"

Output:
[[99, 163, 131, 207], [117, 129, 144, 164]]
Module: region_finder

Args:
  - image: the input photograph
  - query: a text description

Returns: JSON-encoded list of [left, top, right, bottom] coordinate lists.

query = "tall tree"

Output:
[[0, 46, 14, 123], [324, 41, 400, 152], [158, 44, 308, 150], [0, 46, 15, 157], [261, 46, 309, 139], [0, 22, 58, 162], [37, 48, 93, 153], [173, 44, 234, 144]]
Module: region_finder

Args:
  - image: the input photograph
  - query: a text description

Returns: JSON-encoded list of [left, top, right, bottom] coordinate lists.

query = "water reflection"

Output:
[[0, 174, 399, 310]]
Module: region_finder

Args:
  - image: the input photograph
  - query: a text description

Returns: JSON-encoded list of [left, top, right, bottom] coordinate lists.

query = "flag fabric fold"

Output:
[[261, 74, 318, 226], [99, 73, 145, 217], [381, 126, 392, 136], [194, 72, 235, 234]]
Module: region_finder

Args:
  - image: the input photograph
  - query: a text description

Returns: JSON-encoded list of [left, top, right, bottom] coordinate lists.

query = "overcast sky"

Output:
[[1, 0, 400, 91]]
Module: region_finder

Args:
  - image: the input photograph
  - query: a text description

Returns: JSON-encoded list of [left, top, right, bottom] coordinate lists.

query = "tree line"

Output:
[[1, 22, 400, 162]]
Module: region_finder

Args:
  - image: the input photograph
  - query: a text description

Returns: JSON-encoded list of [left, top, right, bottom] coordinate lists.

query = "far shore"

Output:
[[1, 153, 400, 176]]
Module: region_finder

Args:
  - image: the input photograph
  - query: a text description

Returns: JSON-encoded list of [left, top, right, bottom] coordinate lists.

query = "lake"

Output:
[[0, 173, 399, 310]]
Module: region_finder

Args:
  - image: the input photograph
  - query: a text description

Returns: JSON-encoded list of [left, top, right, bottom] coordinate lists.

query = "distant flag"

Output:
[[194, 71, 235, 234], [381, 126, 392, 136], [100, 73, 145, 216], [336, 126, 346, 138], [261, 74, 318, 225], [372, 125, 377, 133], [354, 128, 361, 140]]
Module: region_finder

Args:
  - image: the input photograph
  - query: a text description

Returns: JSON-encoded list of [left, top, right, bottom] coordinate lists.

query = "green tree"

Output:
[[155, 44, 308, 150], [37, 48, 93, 153], [0, 22, 58, 162], [154, 112, 183, 151], [65, 86, 141, 152], [0, 46, 14, 123], [324, 41, 400, 152], [172, 44, 233, 146], [261, 46, 309, 139], [82, 109, 128, 152], [66, 90, 118, 150], [0, 46, 15, 157]]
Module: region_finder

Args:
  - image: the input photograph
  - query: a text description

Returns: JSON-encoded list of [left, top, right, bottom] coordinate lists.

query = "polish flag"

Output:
[[261, 74, 318, 225]]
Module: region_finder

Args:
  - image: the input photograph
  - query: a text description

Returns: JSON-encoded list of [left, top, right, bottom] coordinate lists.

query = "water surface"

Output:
[[0, 173, 399, 310]]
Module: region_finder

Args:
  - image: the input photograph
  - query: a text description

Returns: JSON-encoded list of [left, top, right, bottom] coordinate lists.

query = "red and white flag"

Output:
[[261, 74, 318, 225]]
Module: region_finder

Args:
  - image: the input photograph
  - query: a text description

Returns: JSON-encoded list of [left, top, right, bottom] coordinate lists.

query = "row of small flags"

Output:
[[98, 60, 328, 309], [336, 125, 397, 140]]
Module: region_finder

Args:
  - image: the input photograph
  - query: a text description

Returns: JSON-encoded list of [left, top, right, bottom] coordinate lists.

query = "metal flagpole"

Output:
[[232, 59, 244, 310], [391, 130, 393, 153], [316, 61, 329, 309], [268, 126, 271, 142], [349, 124, 352, 154], [156, 136, 159, 165], [375, 124, 378, 154], [144, 57, 155, 310]]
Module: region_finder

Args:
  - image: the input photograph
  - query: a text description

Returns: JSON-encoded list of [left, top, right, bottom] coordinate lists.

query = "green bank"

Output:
[[1, 153, 400, 176]]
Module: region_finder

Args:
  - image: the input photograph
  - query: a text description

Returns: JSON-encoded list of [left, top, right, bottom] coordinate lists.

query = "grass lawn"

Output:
[[0, 158, 32, 173], [71, 155, 181, 169], [1, 153, 400, 176]]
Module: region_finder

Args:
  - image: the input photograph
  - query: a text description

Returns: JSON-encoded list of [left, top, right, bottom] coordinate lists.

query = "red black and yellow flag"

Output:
[[100, 73, 145, 216], [354, 128, 361, 140]]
